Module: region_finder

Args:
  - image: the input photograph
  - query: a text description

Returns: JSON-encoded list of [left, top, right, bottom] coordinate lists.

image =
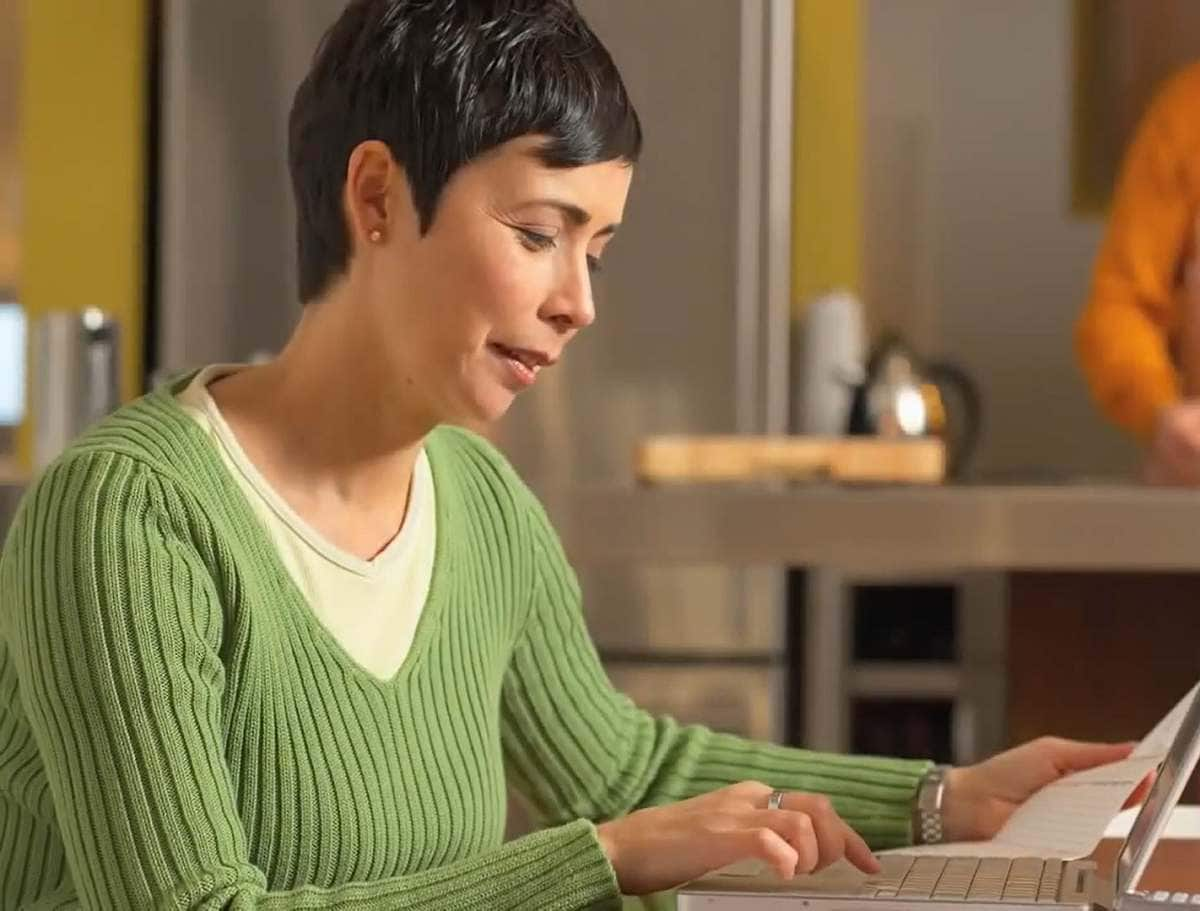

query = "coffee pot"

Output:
[[846, 333, 981, 478]]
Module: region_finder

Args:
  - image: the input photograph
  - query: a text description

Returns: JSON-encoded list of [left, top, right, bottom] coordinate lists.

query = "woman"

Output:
[[1077, 62, 1200, 484], [0, 1, 1140, 907]]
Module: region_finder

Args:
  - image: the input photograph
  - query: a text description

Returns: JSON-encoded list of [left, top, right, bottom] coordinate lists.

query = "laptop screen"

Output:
[[1116, 684, 1200, 894]]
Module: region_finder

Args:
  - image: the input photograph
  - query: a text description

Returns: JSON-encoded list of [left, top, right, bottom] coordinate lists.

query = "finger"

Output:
[[802, 807, 844, 872], [839, 822, 880, 874], [777, 795, 878, 873], [1049, 739, 1136, 774], [747, 810, 819, 874], [739, 826, 801, 880]]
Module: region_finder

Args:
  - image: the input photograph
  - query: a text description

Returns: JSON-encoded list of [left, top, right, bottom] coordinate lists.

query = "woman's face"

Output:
[[354, 135, 633, 427]]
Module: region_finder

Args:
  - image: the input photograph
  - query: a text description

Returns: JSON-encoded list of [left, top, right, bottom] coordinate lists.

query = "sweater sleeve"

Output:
[[500, 493, 929, 851], [1076, 67, 1200, 441], [1, 451, 619, 911]]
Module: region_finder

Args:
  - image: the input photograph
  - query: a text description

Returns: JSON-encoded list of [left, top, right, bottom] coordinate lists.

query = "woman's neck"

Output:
[[208, 298, 433, 554]]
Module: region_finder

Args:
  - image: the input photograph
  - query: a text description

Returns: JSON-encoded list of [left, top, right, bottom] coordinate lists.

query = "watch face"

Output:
[[918, 767, 947, 809]]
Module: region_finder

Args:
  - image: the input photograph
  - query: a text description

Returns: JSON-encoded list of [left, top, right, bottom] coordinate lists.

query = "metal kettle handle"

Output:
[[925, 360, 982, 478]]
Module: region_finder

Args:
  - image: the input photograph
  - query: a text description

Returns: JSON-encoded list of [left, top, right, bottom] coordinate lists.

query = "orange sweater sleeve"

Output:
[[1076, 65, 1200, 441]]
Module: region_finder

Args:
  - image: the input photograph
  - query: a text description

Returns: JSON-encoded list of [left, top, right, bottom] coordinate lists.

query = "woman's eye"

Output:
[[514, 225, 601, 273], [517, 228, 556, 252]]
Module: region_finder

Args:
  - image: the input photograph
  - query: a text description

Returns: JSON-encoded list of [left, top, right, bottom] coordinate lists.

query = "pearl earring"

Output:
[[369, 229, 383, 243]]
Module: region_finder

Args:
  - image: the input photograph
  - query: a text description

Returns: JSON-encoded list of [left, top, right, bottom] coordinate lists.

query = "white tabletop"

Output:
[[1104, 806, 1200, 839]]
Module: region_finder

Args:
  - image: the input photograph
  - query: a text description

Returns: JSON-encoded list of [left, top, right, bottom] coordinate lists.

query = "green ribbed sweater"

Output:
[[0, 383, 929, 909]]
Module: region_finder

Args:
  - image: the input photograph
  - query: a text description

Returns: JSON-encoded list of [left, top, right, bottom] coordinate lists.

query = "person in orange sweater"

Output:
[[1077, 61, 1200, 485]]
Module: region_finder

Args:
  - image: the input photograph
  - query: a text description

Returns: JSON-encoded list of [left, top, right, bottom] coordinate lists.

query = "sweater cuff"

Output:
[[692, 733, 932, 850], [494, 819, 621, 910]]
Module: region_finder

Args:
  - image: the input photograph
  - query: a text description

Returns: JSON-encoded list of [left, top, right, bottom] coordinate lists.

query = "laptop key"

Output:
[[1003, 858, 1044, 902], [866, 854, 915, 889], [968, 857, 1012, 901], [933, 858, 981, 900], [1037, 858, 1064, 903], [898, 857, 948, 898]]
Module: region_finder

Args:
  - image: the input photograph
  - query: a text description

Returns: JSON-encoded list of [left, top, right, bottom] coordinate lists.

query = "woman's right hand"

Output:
[[1145, 400, 1200, 485], [594, 780, 880, 896]]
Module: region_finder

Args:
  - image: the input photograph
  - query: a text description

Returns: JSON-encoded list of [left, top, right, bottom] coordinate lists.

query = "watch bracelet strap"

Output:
[[914, 763, 952, 845]]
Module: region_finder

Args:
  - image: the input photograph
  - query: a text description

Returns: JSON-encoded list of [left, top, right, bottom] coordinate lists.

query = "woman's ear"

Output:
[[344, 139, 400, 247]]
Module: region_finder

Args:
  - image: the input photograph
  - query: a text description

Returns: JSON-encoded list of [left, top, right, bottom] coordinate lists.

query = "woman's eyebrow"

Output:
[[523, 197, 620, 236]]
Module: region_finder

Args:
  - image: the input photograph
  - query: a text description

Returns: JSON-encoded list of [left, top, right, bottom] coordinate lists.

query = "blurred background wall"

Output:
[[7, 0, 1190, 480], [860, 0, 1138, 479]]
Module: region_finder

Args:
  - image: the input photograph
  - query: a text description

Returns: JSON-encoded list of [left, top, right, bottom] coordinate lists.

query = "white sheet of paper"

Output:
[[884, 682, 1199, 859]]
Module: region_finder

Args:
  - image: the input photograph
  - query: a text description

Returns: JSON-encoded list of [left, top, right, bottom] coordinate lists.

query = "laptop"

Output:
[[678, 684, 1200, 910]]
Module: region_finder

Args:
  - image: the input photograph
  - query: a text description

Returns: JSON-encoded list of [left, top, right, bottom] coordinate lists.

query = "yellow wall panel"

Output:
[[793, 0, 861, 313], [18, 0, 146, 468]]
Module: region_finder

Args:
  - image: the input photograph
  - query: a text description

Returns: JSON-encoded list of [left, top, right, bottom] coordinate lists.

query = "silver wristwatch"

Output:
[[913, 764, 952, 845]]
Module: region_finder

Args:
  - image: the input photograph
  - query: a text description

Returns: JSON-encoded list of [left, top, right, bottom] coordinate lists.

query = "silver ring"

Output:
[[767, 789, 785, 811]]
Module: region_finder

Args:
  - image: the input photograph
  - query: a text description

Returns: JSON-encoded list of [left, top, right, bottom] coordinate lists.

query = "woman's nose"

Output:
[[545, 264, 595, 331]]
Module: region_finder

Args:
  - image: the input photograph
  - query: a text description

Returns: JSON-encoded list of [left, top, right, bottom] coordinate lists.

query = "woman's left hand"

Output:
[[942, 737, 1152, 842]]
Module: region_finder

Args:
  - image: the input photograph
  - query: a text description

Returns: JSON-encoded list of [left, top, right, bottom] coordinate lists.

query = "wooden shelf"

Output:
[[849, 661, 961, 699]]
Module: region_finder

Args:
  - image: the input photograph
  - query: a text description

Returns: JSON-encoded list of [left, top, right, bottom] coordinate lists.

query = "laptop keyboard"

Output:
[[1124, 891, 1200, 907], [865, 855, 1096, 903]]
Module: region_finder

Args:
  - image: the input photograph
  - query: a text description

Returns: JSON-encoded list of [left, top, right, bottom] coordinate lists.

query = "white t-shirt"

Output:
[[177, 365, 436, 682]]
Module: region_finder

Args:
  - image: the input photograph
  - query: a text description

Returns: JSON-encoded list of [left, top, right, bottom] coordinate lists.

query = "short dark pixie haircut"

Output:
[[288, 0, 643, 303]]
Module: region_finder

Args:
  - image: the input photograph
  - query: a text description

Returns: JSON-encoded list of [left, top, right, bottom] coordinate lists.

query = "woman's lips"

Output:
[[489, 343, 544, 388]]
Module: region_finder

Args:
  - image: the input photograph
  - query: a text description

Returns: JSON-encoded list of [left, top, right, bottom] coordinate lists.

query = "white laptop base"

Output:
[[679, 683, 1200, 910], [677, 854, 1101, 910]]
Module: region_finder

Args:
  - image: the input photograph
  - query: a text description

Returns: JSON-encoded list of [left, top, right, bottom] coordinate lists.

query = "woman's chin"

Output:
[[455, 385, 516, 430]]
